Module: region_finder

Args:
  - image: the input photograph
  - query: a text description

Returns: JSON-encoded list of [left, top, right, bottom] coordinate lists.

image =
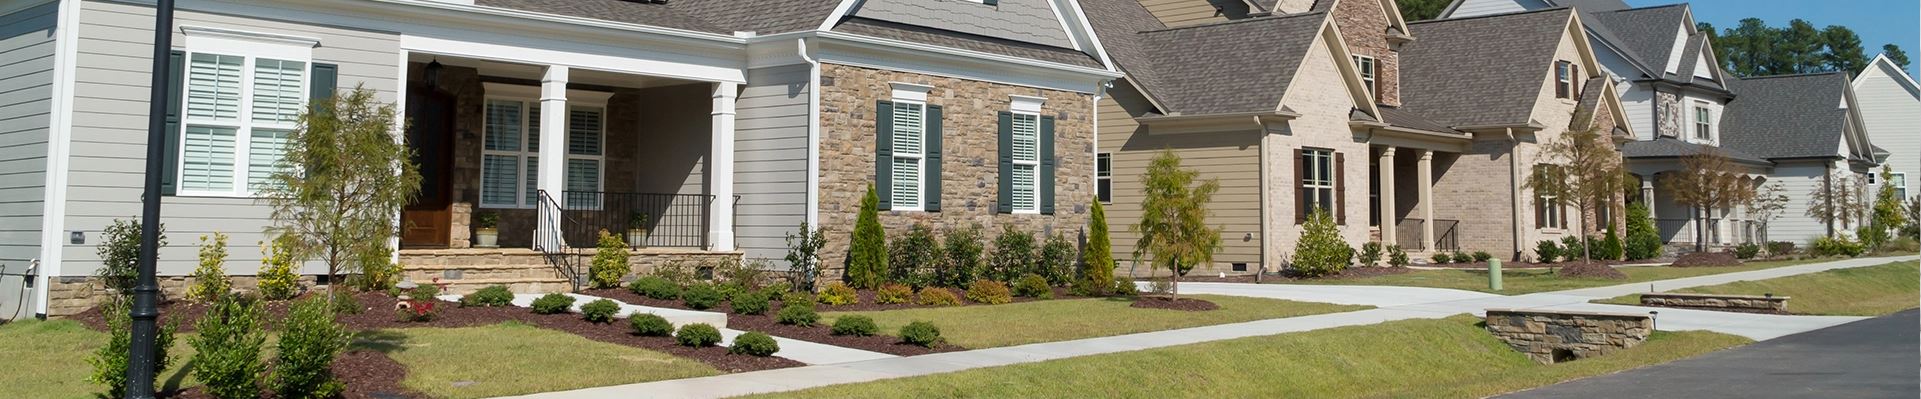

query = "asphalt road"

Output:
[[1500, 308, 1920, 399]]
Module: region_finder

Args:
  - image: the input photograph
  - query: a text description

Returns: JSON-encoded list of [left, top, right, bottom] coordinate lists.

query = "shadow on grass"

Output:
[[351, 329, 413, 354]]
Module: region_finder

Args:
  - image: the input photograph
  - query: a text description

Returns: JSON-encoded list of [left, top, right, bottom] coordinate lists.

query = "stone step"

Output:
[[428, 277, 574, 296]]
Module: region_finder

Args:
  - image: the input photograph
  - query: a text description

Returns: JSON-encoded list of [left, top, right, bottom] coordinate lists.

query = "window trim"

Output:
[[476, 86, 609, 210], [173, 50, 311, 198], [1096, 152, 1112, 204], [1893, 172, 1908, 199], [890, 98, 928, 212], [1692, 103, 1713, 141], [1554, 61, 1573, 99], [1302, 148, 1336, 215], [1010, 111, 1042, 214], [1352, 55, 1377, 100]]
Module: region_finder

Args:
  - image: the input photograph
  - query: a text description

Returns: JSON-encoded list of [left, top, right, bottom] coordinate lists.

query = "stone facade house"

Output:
[[0, 0, 1117, 318]]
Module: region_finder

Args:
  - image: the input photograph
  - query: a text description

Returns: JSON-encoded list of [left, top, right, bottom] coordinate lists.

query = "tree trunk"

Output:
[[1169, 259, 1180, 301]]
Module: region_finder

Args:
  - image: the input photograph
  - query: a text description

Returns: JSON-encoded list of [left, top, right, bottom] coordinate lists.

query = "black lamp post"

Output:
[[127, 0, 176, 397]]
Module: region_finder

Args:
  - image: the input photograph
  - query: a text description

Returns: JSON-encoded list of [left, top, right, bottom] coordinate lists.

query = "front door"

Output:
[[401, 85, 456, 247]]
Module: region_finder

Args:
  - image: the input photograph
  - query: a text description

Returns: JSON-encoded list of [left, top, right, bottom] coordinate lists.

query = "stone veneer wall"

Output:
[[1484, 308, 1653, 364], [815, 63, 1095, 282], [1654, 90, 1682, 138], [43, 275, 319, 317], [1330, 0, 1402, 107], [1640, 292, 1789, 313]]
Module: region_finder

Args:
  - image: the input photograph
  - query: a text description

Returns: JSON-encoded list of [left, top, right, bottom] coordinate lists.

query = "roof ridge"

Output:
[[1137, 11, 1325, 33], [1409, 6, 1567, 25], [1741, 71, 1846, 80], [1600, 3, 1689, 13]]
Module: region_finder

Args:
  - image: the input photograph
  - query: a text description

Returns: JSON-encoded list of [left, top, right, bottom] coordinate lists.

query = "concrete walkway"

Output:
[[449, 293, 896, 366], [496, 255, 1916, 399]]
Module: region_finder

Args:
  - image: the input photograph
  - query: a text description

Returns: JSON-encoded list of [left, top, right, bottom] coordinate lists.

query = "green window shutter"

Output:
[[160, 50, 186, 196], [875, 100, 894, 210], [925, 105, 943, 212], [1039, 115, 1056, 215], [996, 111, 1014, 214]]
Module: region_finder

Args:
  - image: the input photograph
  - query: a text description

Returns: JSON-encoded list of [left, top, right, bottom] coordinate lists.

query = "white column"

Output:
[[535, 66, 568, 245], [708, 82, 738, 251], [1379, 147, 1398, 248], [1640, 174, 1656, 216], [1417, 149, 1434, 251]]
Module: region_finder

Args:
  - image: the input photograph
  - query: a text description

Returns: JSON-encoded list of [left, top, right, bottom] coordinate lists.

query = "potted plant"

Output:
[[475, 211, 500, 248], [627, 212, 650, 248]]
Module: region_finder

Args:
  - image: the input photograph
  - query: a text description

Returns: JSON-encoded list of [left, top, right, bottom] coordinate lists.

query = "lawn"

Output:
[[1289, 258, 1840, 294], [1596, 261, 1920, 316], [0, 319, 197, 399], [821, 294, 1369, 349], [359, 322, 721, 399], [750, 315, 1752, 399]]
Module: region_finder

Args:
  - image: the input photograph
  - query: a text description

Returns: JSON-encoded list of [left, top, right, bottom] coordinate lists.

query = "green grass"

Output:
[[749, 315, 1751, 399], [360, 322, 720, 399], [1289, 258, 1839, 294], [822, 295, 1369, 348], [1597, 261, 1920, 316], [0, 319, 198, 399]]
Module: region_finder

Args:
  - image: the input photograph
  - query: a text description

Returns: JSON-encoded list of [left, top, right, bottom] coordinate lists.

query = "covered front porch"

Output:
[[1366, 134, 1468, 254], [1628, 168, 1771, 248]]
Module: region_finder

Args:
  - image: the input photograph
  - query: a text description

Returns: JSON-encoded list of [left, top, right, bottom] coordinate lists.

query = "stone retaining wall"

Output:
[[44, 275, 319, 317], [1484, 308, 1652, 364], [1640, 292, 1789, 314]]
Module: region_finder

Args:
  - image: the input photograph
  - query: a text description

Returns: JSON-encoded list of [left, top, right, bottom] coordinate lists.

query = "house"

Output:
[[1853, 54, 1919, 202], [0, 0, 1118, 318], [1721, 72, 1879, 243]]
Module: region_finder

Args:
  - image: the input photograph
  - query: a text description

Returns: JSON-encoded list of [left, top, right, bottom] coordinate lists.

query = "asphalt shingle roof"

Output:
[[831, 18, 1104, 68], [1082, 0, 1328, 116], [1721, 72, 1854, 160], [1620, 137, 1770, 164], [1378, 107, 1462, 134], [478, 0, 724, 33], [671, 0, 842, 34], [1400, 8, 1573, 127]]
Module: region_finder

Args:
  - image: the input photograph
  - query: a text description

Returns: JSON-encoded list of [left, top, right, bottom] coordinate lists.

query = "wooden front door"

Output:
[[401, 85, 457, 247]]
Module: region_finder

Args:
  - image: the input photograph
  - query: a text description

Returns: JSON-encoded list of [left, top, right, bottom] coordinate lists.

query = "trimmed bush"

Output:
[[1561, 236, 1588, 261], [731, 291, 770, 315], [1451, 252, 1473, 264], [940, 225, 987, 288], [192, 294, 267, 399], [965, 280, 1012, 304], [188, 233, 232, 302], [630, 276, 681, 300], [88, 299, 177, 398], [1734, 242, 1761, 259], [1012, 273, 1052, 299], [1038, 233, 1077, 285], [629, 314, 674, 337], [988, 226, 1038, 282], [530, 293, 575, 314], [1110, 278, 1139, 297], [461, 285, 514, 307], [776, 303, 819, 327], [917, 287, 962, 306], [875, 283, 914, 304], [1625, 204, 1662, 260], [1430, 252, 1451, 264], [580, 299, 621, 323], [820, 282, 859, 306], [257, 235, 301, 301], [716, 281, 748, 303], [1357, 242, 1383, 267], [1811, 235, 1865, 257], [589, 230, 631, 289], [409, 282, 442, 301], [830, 315, 880, 337], [1471, 251, 1493, 263], [675, 323, 723, 347], [900, 321, 942, 348], [888, 224, 942, 288], [729, 332, 780, 357], [682, 283, 723, 310], [273, 296, 350, 399], [1766, 241, 1797, 256], [782, 291, 818, 307], [1595, 227, 1625, 260], [1535, 240, 1562, 264], [1291, 209, 1352, 277], [1387, 245, 1409, 267]]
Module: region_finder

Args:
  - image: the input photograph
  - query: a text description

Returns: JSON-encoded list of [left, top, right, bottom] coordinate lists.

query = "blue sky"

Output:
[[1630, 0, 1921, 77]]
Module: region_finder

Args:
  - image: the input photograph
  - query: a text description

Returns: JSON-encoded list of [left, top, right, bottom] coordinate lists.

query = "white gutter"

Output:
[[365, 0, 748, 45], [811, 30, 1124, 79], [799, 37, 822, 228]]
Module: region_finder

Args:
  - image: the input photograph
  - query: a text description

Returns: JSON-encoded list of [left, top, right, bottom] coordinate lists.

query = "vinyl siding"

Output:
[[733, 64, 811, 263], [1097, 82, 1262, 273], [0, 1, 56, 269], [60, 1, 399, 276], [1442, 0, 1544, 18], [1767, 161, 1838, 245], [1854, 62, 1920, 201]]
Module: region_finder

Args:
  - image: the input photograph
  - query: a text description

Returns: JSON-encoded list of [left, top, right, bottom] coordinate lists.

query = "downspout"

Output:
[[799, 38, 821, 228], [1257, 117, 1271, 278], [1507, 127, 1524, 260]]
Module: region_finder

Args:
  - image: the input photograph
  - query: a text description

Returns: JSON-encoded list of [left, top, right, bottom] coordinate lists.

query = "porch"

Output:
[[1367, 145, 1463, 253], [1630, 168, 1770, 248]]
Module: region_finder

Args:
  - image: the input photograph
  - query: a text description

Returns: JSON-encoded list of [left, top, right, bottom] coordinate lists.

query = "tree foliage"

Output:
[[1395, 0, 1450, 21], [1524, 127, 1625, 261], [1130, 150, 1222, 299], [1806, 170, 1869, 237], [1869, 166, 1907, 249], [846, 184, 888, 289], [1624, 203, 1662, 260], [261, 86, 420, 291], [1702, 19, 1893, 77], [1883, 44, 1911, 69], [94, 218, 165, 295], [1082, 200, 1115, 293], [1660, 148, 1756, 252]]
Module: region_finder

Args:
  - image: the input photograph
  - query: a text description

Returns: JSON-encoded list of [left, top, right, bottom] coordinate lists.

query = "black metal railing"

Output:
[[558, 191, 713, 249], [1432, 219, 1460, 252], [1394, 219, 1426, 251], [1655, 218, 1691, 243], [1392, 218, 1460, 252], [534, 190, 582, 292]]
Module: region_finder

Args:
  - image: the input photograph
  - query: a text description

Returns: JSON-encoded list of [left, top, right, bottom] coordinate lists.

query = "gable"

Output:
[[850, 0, 1076, 48], [1280, 27, 1366, 116], [1691, 43, 1714, 79]]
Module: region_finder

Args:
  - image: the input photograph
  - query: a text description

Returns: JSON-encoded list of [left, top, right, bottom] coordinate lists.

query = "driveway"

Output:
[[1498, 309, 1921, 399]]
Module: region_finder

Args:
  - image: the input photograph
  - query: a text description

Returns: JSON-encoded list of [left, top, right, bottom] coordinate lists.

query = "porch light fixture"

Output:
[[424, 58, 443, 89]]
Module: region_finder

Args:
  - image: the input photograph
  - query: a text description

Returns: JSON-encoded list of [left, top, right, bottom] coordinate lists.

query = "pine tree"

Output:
[[1083, 200, 1115, 294], [1820, 25, 1868, 74], [847, 184, 888, 289], [1625, 204, 1662, 260], [1883, 44, 1911, 69]]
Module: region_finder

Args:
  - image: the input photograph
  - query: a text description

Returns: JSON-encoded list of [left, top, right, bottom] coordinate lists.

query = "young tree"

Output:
[[1869, 166, 1907, 249], [783, 222, 828, 292], [94, 219, 166, 295], [1745, 182, 1791, 229], [1624, 203, 1662, 260], [1903, 196, 1921, 239], [1660, 148, 1755, 252], [1806, 170, 1869, 237], [261, 86, 421, 293], [1523, 127, 1624, 263], [846, 184, 888, 289], [1130, 150, 1222, 300], [1083, 200, 1115, 294]]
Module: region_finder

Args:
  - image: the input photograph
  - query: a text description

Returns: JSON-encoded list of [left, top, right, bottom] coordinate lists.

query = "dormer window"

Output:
[[1353, 55, 1377, 100], [1693, 105, 1712, 141]]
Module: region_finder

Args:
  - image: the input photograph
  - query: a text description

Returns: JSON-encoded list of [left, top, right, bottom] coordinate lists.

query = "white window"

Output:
[[1537, 165, 1564, 229], [177, 52, 307, 196], [1555, 61, 1574, 99], [1693, 105, 1712, 141], [1096, 153, 1112, 203], [890, 100, 926, 210], [1303, 149, 1334, 214], [1352, 55, 1377, 99], [478, 86, 606, 209], [1010, 112, 1041, 213], [1893, 172, 1908, 199]]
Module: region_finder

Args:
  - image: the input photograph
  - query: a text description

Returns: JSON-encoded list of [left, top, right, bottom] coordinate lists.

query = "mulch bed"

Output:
[[583, 286, 1087, 313], [724, 303, 967, 356], [1671, 252, 1742, 267], [1419, 259, 1630, 269], [1130, 296, 1219, 311], [1556, 262, 1628, 279]]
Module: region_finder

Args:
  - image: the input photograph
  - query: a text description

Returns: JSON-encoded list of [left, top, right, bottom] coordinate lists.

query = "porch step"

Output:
[[428, 277, 574, 296], [403, 263, 567, 286]]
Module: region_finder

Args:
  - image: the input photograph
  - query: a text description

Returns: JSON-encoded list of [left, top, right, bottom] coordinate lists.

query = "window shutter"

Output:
[[924, 105, 943, 212], [875, 100, 894, 210], [1039, 115, 1056, 215], [159, 50, 187, 196], [1335, 152, 1346, 225], [1555, 61, 1569, 98], [997, 111, 1014, 214], [1571, 64, 1581, 97], [1294, 148, 1306, 224], [1533, 167, 1546, 228], [310, 63, 337, 103]]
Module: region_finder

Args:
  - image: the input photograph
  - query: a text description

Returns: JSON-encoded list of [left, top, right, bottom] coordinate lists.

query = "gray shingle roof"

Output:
[[1378, 107, 1461, 134], [1079, 0, 1171, 96], [851, 0, 1074, 48], [478, 0, 724, 33], [1578, 5, 1687, 75], [1721, 72, 1854, 160], [1400, 8, 1573, 127], [1621, 137, 1770, 164], [1082, 0, 1328, 116], [831, 18, 1103, 68], [671, 0, 842, 34]]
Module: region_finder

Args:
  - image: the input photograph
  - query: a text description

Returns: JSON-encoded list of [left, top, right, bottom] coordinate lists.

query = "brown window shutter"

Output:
[[1555, 61, 1569, 99], [1572, 64, 1582, 97], [1335, 152, 1346, 225], [1295, 148, 1307, 224]]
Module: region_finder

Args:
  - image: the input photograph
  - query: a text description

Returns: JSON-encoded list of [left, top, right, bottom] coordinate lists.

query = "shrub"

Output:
[[1012, 273, 1052, 299], [819, 282, 859, 306], [1292, 209, 1352, 277], [1083, 200, 1116, 294], [1038, 233, 1077, 285], [331, 292, 363, 314], [965, 280, 1013, 304], [1110, 278, 1139, 297], [729, 332, 780, 357], [88, 298, 176, 398], [731, 291, 770, 315], [94, 218, 167, 294], [1451, 252, 1474, 264], [875, 283, 914, 304], [1471, 251, 1493, 262], [1810, 235, 1865, 257], [716, 281, 748, 303], [900, 321, 942, 348], [351, 244, 402, 293], [718, 258, 769, 290], [1766, 241, 1797, 256], [409, 282, 441, 301], [682, 283, 723, 310], [1734, 243, 1761, 259], [1595, 227, 1625, 261], [273, 296, 350, 399], [1887, 236, 1920, 253], [1430, 252, 1452, 264], [1357, 242, 1383, 267], [916, 287, 962, 306], [888, 224, 943, 287], [580, 299, 621, 323], [988, 226, 1037, 282], [590, 230, 631, 289], [940, 225, 987, 287], [461, 285, 515, 307], [784, 222, 828, 293], [1387, 245, 1409, 267], [629, 276, 681, 300], [531, 293, 575, 314], [652, 261, 698, 285], [189, 233, 232, 302], [830, 315, 880, 337], [675, 323, 723, 347], [192, 295, 267, 399], [1535, 240, 1562, 263], [781, 291, 818, 307], [257, 235, 301, 301], [847, 184, 889, 289], [629, 314, 674, 336], [1625, 204, 1662, 260], [776, 303, 819, 326], [1561, 236, 1588, 261]]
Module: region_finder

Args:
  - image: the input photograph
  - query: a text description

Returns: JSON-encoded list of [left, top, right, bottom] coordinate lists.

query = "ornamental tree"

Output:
[[1806, 170, 1868, 237], [1130, 149, 1222, 300], [261, 86, 421, 292], [1661, 148, 1755, 252], [1082, 200, 1115, 294], [846, 184, 888, 289], [1523, 127, 1626, 263]]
